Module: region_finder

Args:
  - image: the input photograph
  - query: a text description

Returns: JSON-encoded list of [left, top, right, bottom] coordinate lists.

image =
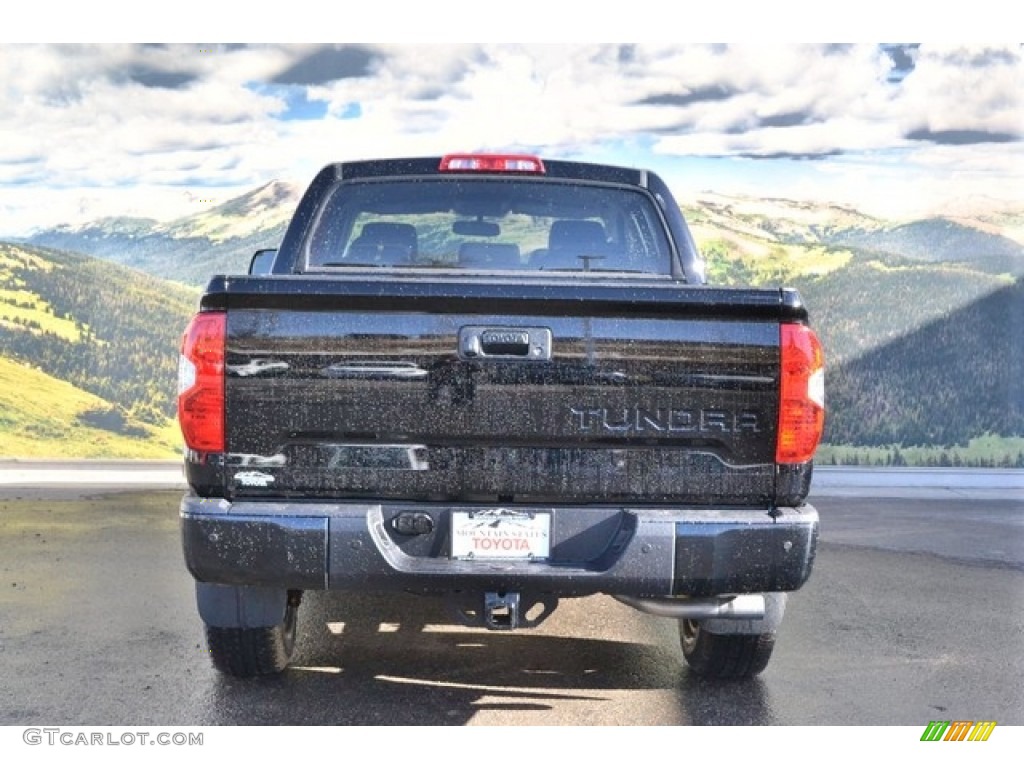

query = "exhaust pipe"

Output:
[[614, 594, 766, 620]]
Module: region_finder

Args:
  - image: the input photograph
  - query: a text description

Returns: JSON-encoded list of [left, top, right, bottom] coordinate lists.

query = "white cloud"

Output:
[[0, 42, 1021, 235], [898, 45, 1024, 136]]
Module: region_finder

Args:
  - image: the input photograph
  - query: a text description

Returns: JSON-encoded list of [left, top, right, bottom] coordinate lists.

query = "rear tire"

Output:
[[206, 594, 300, 678], [679, 618, 775, 680]]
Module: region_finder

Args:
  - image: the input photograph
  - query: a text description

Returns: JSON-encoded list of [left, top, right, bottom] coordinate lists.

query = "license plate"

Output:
[[451, 508, 551, 561]]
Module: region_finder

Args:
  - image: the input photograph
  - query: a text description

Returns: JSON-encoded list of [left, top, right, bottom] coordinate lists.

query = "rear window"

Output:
[[304, 178, 673, 275]]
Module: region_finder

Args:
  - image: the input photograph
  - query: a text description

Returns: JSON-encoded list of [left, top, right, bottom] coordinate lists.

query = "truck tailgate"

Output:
[[213, 277, 803, 505]]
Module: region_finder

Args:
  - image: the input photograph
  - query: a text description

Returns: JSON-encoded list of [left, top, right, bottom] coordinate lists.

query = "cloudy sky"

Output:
[[0, 40, 1021, 236]]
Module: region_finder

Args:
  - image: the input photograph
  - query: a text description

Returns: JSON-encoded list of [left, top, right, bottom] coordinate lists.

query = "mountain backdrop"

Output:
[[26, 181, 301, 286], [3, 184, 1022, 462]]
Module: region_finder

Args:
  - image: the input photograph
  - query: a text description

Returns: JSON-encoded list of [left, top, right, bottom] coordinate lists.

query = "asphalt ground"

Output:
[[0, 483, 1020, 727]]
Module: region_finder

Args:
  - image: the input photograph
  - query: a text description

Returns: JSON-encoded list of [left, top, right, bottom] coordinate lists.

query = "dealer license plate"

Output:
[[451, 508, 551, 561]]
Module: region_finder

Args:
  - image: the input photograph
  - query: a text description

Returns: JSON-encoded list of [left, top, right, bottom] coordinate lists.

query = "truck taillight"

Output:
[[178, 311, 226, 453], [776, 323, 825, 464], [439, 153, 546, 174]]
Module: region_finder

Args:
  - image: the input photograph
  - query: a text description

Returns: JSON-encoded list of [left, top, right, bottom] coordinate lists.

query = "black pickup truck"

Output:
[[177, 154, 824, 680]]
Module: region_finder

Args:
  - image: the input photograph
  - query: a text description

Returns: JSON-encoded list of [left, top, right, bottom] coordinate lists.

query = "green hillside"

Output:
[[690, 200, 1022, 460], [0, 357, 181, 458], [832, 218, 1024, 275], [822, 278, 1023, 447], [796, 257, 1010, 365], [0, 242, 195, 457]]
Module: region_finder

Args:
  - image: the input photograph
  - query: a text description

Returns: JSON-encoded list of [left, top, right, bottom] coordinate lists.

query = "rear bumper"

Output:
[[180, 496, 817, 598]]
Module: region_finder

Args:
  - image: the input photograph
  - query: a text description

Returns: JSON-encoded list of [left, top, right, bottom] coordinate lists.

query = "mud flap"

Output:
[[195, 582, 290, 629]]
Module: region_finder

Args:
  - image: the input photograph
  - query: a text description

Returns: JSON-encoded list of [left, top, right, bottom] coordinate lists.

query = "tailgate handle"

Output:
[[460, 326, 552, 360], [481, 330, 529, 355]]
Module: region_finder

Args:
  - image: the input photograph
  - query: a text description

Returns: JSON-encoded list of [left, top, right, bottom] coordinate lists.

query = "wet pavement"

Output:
[[0, 489, 1021, 726]]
